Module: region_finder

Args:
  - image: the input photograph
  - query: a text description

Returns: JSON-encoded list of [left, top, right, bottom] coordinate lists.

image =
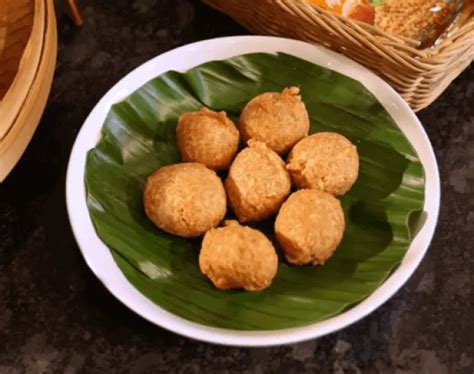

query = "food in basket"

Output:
[[374, 0, 466, 47], [308, 0, 375, 23], [238, 87, 310, 154], [143, 163, 227, 238], [275, 189, 345, 265], [225, 140, 291, 223], [307, 0, 465, 46], [199, 220, 278, 291], [177, 107, 240, 170], [287, 132, 359, 196]]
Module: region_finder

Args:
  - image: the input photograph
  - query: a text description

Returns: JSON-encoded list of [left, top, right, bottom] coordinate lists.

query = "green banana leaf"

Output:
[[85, 52, 425, 330]]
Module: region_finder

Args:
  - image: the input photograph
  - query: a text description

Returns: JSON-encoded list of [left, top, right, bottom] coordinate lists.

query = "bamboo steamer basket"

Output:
[[203, 0, 474, 112], [0, 0, 57, 182]]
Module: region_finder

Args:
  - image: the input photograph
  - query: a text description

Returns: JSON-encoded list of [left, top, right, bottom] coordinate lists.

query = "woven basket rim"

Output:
[[203, 0, 473, 111]]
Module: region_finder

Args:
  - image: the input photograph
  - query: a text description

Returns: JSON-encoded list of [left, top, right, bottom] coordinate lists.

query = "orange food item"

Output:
[[225, 140, 291, 223], [238, 87, 310, 155], [308, 0, 343, 14], [177, 107, 239, 171], [143, 163, 226, 238], [286, 132, 359, 196], [346, 1, 375, 24], [199, 220, 278, 291], [307, 0, 375, 24], [275, 189, 345, 265]]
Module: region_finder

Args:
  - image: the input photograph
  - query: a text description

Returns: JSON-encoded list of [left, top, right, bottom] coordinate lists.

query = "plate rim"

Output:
[[66, 35, 440, 347]]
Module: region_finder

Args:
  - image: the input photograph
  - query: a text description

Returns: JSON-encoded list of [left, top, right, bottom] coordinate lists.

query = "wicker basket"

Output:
[[0, 0, 57, 181], [203, 0, 474, 111]]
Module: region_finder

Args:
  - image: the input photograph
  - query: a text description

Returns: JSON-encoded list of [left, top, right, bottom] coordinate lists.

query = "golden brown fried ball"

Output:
[[176, 108, 240, 170], [143, 163, 226, 238], [287, 132, 359, 196], [239, 87, 310, 154], [199, 220, 278, 291], [275, 189, 345, 265], [225, 140, 291, 222]]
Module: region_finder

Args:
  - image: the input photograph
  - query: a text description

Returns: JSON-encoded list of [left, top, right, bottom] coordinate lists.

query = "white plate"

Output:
[[66, 36, 440, 347]]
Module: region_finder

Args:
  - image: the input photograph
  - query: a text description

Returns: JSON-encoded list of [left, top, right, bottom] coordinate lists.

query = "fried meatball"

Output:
[[225, 140, 291, 222], [199, 220, 278, 291], [275, 189, 345, 265], [239, 87, 310, 154], [287, 132, 359, 196], [176, 107, 240, 170], [143, 163, 226, 237]]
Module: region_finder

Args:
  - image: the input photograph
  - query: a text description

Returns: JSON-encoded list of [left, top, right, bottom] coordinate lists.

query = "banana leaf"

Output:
[[85, 52, 425, 330]]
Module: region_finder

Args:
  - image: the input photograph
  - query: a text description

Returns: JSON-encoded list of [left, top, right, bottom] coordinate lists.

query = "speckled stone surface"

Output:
[[0, 1, 473, 372]]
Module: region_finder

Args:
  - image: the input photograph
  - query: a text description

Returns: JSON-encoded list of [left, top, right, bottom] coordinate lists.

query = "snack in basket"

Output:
[[238, 87, 310, 154], [199, 220, 278, 291], [307, 0, 465, 47], [225, 140, 291, 223], [286, 132, 359, 196], [308, 0, 375, 23], [143, 163, 226, 238], [176, 107, 240, 170], [373, 0, 464, 47], [275, 189, 345, 265]]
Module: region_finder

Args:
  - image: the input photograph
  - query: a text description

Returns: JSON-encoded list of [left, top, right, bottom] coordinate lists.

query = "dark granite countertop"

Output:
[[0, 1, 473, 372]]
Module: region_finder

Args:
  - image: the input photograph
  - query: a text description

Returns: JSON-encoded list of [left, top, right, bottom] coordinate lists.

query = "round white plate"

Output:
[[66, 36, 440, 347]]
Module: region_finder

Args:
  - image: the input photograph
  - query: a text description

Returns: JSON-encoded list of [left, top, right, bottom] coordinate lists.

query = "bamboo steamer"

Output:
[[0, 0, 57, 182]]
